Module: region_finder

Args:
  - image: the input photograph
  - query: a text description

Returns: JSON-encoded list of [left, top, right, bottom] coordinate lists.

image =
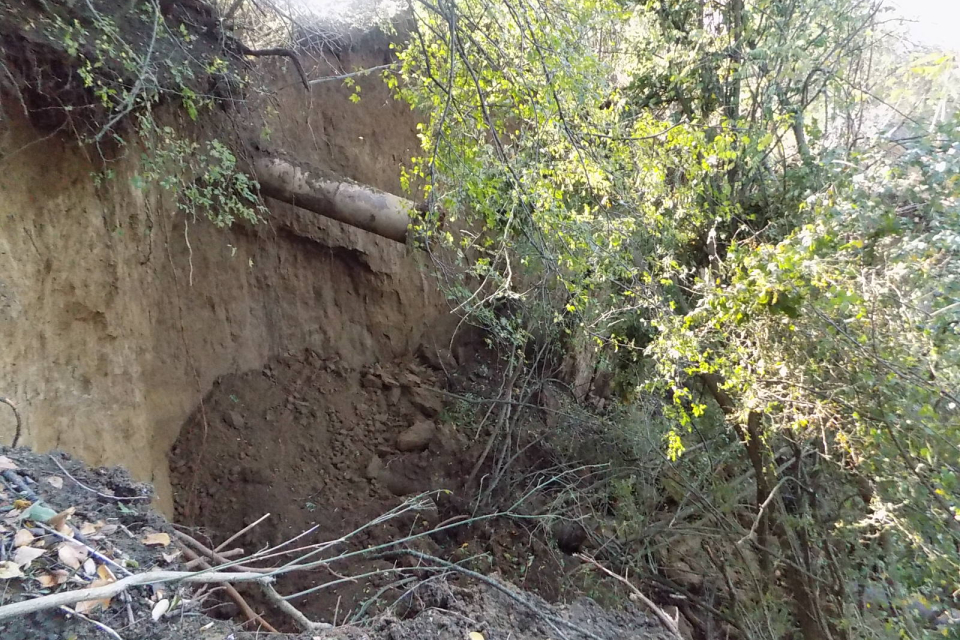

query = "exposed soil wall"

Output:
[[0, 43, 449, 514]]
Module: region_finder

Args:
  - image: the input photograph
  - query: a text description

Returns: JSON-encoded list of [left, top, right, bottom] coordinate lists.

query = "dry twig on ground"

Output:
[[261, 582, 332, 632], [0, 569, 271, 621], [176, 542, 279, 633], [172, 530, 272, 573], [384, 549, 607, 640], [576, 553, 684, 640]]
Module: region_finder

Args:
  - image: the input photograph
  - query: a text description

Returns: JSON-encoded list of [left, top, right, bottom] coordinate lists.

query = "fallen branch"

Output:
[[172, 530, 271, 573], [576, 553, 683, 640], [177, 543, 279, 633], [0, 569, 270, 621], [0, 396, 22, 447], [236, 43, 309, 90], [49, 455, 151, 502], [214, 513, 270, 552], [261, 582, 332, 632], [384, 549, 606, 640]]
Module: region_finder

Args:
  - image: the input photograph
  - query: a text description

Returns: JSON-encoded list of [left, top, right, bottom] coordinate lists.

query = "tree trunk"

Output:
[[252, 156, 415, 243]]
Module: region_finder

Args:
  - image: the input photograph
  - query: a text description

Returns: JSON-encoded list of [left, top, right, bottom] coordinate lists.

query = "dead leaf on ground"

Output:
[[141, 532, 171, 547], [74, 568, 117, 614], [469, 633, 486, 640], [161, 550, 182, 564], [48, 506, 76, 533], [57, 542, 89, 570], [82, 558, 96, 576], [43, 476, 64, 489], [37, 569, 70, 588], [79, 521, 100, 536], [13, 528, 34, 547], [0, 561, 23, 579], [14, 545, 46, 568], [0, 456, 18, 471], [151, 598, 171, 621], [74, 590, 110, 614], [97, 564, 116, 581]]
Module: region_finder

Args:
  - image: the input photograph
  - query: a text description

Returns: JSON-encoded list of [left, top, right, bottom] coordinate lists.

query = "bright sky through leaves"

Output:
[[891, 0, 960, 50], [293, 0, 959, 52]]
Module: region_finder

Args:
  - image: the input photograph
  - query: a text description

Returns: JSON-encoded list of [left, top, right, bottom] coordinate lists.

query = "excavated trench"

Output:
[[165, 348, 577, 629]]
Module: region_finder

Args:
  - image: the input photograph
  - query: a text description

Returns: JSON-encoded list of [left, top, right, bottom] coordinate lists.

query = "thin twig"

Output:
[[184, 547, 244, 570], [384, 549, 605, 640], [48, 456, 150, 502], [738, 476, 791, 546], [261, 582, 332, 632], [0, 569, 271, 621], [0, 396, 22, 447], [177, 544, 279, 633], [121, 592, 136, 627], [38, 522, 132, 577], [308, 64, 396, 85], [214, 513, 270, 552], [172, 530, 271, 573], [576, 553, 683, 640], [92, 0, 161, 142], [59, 605, 122, 640]]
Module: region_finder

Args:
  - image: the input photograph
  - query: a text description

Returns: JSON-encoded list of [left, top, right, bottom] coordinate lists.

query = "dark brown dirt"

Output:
[[169, 348, 461, 628], [168, 348, 588, 631]]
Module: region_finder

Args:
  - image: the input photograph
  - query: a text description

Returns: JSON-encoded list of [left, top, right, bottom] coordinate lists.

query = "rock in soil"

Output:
[[224, 410, 245, 430], [406, 386, 443, 417], [396, 419, 436, 451]]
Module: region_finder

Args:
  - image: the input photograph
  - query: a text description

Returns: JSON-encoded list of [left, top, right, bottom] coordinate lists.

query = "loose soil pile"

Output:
[[169, 348, 584, 630]]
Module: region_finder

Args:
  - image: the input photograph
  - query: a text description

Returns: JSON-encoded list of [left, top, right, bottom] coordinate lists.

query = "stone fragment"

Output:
[[397, 419, 436, 452]]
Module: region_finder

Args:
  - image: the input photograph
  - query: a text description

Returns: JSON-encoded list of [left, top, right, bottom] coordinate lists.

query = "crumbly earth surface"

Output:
[[0, 447, 666, 640], [168, 348, 589, 630]]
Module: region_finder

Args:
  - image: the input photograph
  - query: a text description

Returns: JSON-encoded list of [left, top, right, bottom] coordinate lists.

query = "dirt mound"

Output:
[[169, 349, 468, 626], [168, 349, 594, 629]]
